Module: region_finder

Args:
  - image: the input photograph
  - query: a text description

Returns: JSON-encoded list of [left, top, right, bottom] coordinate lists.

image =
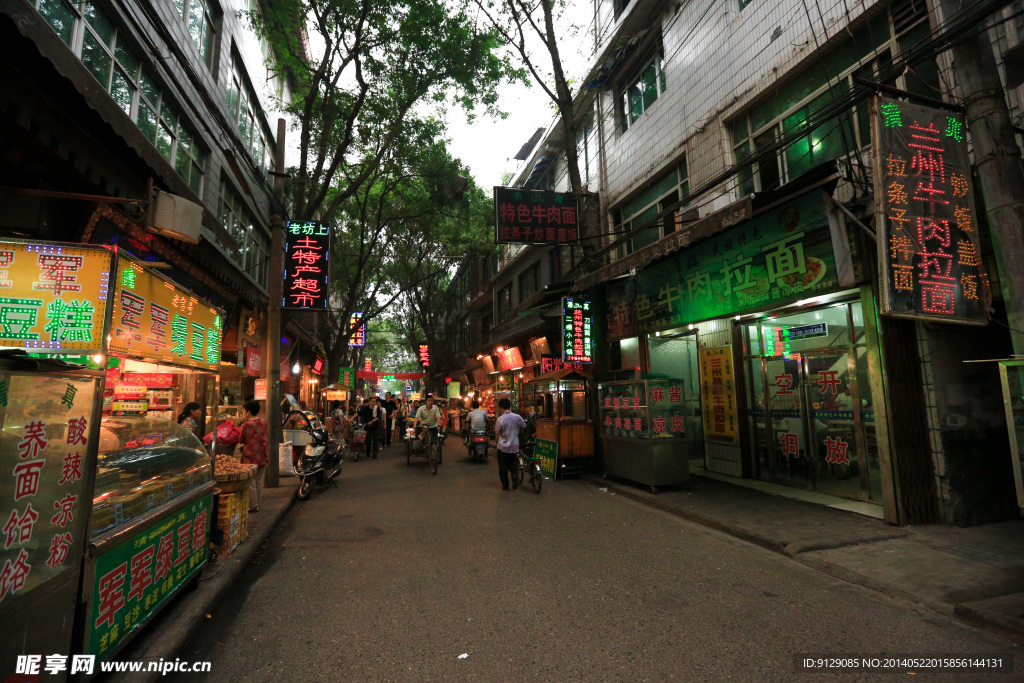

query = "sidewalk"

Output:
[[582, 469, 1024, 640], [107, 476, 298, 682]]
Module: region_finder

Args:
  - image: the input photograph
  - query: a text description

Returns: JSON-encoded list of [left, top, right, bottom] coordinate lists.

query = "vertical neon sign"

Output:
[[562, 298, 593, 363], [283, 221, 330, 310]]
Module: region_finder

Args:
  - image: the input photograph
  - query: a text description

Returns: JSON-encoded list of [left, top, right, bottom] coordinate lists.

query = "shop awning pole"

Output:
[[266, 118, 287, 488]]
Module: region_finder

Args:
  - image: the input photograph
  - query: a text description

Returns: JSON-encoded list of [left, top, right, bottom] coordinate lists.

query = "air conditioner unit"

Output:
[[147, 189, 203, 243]]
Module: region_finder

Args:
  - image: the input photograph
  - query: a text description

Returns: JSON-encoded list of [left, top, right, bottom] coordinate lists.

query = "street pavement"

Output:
[[156, 438, 1018, 681]]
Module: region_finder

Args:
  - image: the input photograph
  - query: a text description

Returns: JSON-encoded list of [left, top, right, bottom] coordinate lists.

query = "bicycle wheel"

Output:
[[530, 463, 542, 493], [428, 438, 439, 475]]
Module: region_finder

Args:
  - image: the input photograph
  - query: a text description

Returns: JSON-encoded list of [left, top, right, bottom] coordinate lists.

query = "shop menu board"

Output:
[[699, 346, 739, 445], [494, 187, 579, 245], [284, 221, 330, 309], [0, 241, 112, 354], [87, 493, 211, 660], [873, 96, 990, 324], [562, 298, 593, 363], [535, 438, 558, 479], [110, 259, 222, 371], [0, 372, 98, 605], [606, 190, 840, 339]]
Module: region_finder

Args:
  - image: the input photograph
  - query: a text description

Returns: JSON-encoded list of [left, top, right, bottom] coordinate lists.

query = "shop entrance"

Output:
[[744, 301, 880, 502], [648, 331, 703, 466]]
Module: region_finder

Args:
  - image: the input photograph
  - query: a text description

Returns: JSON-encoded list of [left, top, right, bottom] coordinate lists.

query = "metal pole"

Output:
[[940, 0, 1024, 356], [266, 118, 287, 487]]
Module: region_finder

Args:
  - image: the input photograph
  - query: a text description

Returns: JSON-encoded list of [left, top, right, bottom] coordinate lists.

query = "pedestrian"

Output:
[[329, 400, 346, 444], [394, 398, 407, 442], [365, 397, 385, 458], [384, 392, 397, 447], [494, 397, 526, 491], [237, 400, 269, 512], [177, 402, 202, 438]]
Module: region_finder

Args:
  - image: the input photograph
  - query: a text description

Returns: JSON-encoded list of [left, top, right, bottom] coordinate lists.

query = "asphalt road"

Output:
[[171, 439, 1018, 681]]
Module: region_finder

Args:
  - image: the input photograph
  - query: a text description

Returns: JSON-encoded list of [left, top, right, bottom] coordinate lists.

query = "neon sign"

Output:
[[312, 355, 325, 374], [873, 96, 989, 324], [283, 221, 330, 310], [347, 312, 365, 347], [418, 343, 429, 368], [562, 298, 593, 363]]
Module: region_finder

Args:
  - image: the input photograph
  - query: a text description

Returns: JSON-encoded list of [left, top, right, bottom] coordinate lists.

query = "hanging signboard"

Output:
[[0, 240, 113, 354], [562, 298, 593, 363], [605, 189, 840, 340], [254, 379, 267, 401], [110, 258, 222, 371], [347, 312, 365, 347], [497, 347, 524, 372], [244, 344, 261, 377], [418, 343, 430, 368], [363, 357, 372, 372], [540, 355, 590, 373], [311, 355, 325, 375], [447, 381, 461, 399], [283, 220, 330, 310], [872, 96, 990, 324], [494, 187, 579, 245], [699, 346, 739, 445], [338, 367, 355, 390]]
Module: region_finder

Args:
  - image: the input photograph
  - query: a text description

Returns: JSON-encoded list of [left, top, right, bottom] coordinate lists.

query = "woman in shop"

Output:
[[237, 400, 269, 513], [177, 402, 202, 438]]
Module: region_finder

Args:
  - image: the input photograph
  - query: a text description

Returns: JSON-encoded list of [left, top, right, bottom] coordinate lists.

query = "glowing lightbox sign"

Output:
[[494, 187, 579, 245], [562, 298, 593, 363], [347, 312, 366, 347], [284, 221, 330, 309], [418, 343, 430, 368], [0, 241, 112, 354], [872, 96, 990, 324]]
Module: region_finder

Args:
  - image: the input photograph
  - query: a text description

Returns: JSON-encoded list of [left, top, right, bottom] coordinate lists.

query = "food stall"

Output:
[[83, 254, 223, 662], [521, 368, 595, 476], [0, 240, 113, 680], [597, 378, 690, 492]]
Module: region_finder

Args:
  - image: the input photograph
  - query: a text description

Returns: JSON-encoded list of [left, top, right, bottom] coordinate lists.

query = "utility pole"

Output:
[[266, 118, 286, 487], [940, 0, 1024, 355]]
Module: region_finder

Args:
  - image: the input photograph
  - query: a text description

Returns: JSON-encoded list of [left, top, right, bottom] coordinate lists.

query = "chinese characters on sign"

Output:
[[562, 298, 593, 363], [364, 357, 372, 372], [493, 187, 579, 245], [1, 374, 96, 605], [418, 344, 430, 368], [284, 221, 330, 310], [311, 355, 325, 375], [497, 347, 524, 372], [87, 494, 211, 660], [338, 367, 355, 390], [699, 346, 739, 445], [873, 96, 990, 324], [244, 345, 261, 377], [0, 242, 112, 353], [110, 260, 222, 371], [540, 355, 589, 373], [347, 312, 365, 347]]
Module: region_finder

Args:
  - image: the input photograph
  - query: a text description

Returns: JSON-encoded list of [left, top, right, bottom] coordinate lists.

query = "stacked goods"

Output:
[[138, 477, 170, 509], [213, 454, 256, 493], [94, 467, 122, 496], [214, 491, 245, 556]]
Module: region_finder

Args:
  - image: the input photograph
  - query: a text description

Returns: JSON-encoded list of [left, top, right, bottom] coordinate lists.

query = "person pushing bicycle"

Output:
[[494, 397, 526, 491]]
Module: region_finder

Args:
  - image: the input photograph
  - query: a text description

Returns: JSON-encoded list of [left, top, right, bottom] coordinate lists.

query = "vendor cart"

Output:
[[522, 368, 595, 477]]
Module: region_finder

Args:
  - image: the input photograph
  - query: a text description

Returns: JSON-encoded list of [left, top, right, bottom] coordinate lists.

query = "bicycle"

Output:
[[421, 426, 440, 475], [516, 440, 542, 494]]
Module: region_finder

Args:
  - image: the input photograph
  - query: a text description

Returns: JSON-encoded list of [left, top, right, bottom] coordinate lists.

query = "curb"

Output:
[[107, 486, 297, 683]]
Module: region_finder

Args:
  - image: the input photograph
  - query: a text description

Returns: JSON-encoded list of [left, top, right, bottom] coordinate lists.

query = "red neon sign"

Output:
[[284, 221, 330, 310]]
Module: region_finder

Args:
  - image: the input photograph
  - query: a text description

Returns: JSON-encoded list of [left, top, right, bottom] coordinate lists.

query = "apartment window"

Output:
[[226, 53, 274, 175], [738, 0, 754, 11], [217, 179, 270, 287], [518, 262, 540, 303], [613, 0, 631, 20], [496, 283, 513, 321], [730, 2, 937, 194], [618, 44, 666, 132], [35, 0, 207, 196], [609, 160, 688, 261], [175, 0, 216, 66]]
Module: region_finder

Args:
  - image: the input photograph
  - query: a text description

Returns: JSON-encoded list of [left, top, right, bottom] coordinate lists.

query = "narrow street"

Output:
[[170, 440, 1015, 681]]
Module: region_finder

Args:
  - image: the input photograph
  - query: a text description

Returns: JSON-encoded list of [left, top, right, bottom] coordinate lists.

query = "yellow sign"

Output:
[[110, 257, 222, 370], [326, 390, 347, 401], [700, 345, 739, 446], [0, 240, 112, 352]]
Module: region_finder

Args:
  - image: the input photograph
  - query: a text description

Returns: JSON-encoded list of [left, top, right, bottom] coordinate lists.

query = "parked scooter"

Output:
[[285, 410, 343, 500], [467, 430, 489, 463]]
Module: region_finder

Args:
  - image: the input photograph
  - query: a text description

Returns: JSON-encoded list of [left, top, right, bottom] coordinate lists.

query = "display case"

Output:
[[91, 417, 213, 537], [598, 379, 689, 492]]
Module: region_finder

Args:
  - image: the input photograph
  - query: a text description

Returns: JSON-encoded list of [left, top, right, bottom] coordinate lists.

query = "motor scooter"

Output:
[[284, 410, 343, 500], [467, 430, 489, 463]]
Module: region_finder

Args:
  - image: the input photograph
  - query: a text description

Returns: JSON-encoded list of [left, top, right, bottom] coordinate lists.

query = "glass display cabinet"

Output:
[[598, 378, 689, 492]]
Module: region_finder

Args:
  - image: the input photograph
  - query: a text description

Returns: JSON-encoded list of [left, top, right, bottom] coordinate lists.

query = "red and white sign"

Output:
[[245, 345, 261, 377], [418, 344, 430, 368], [498, 347, 524, 372]]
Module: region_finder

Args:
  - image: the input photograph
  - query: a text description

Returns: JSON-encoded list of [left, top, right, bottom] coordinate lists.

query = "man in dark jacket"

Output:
[[383, 392, 398, 447]]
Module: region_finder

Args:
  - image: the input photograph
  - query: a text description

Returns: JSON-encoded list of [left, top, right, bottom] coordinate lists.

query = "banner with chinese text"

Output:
[[494, 187, 579, 244], [0, 241, 112, 354], [872, 96, 990, 324], [606, 190, 839, 340], [418, 343, 429, 368], [284, 221, 330, 309], [347, 312, 365, 347], [0, 372, 98, 606], [338, 367, 355, 390], [87, 493, 212, 659], [535, 438, 558, 479], [562, 298, 593, 363], [110, 258, 222, 371], [699, 346, 739, 445]]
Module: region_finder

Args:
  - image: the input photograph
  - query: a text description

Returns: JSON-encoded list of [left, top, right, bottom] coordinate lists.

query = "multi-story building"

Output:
[[453, 0, 1024, 525]]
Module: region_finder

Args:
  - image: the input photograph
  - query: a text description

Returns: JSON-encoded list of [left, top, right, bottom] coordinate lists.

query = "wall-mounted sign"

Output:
[[540, 355, 589, 374], [311, 355, 325, 375], [700, 346, 739, 445], [562, 298, 593, 363], [111, 399, 148, 416], [244, 344, 261, 377], [494, 187, 579, 245], [0, 241, 112, 354], [240, 307, 262, 343], [498, 346, 524, 372], [254, 378, 267, 401], [347, 312, 365, 347], [283, 221, 330, 309], [418, 343, 430, 368], [496, 373, 513, 390], [111, 257, 222, 371], [873, 96, 990, 324], [326, 389, 346, 401], [778, 323, 827, 342]]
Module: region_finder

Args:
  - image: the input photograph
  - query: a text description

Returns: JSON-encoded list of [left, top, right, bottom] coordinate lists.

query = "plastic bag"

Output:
[[203, 420, 241, 446]]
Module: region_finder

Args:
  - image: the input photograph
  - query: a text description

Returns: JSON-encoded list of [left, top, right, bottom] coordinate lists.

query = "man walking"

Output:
[[494, 398, 526, 491], [384, 392, 398, 447], [365, 397, 384, 459]]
